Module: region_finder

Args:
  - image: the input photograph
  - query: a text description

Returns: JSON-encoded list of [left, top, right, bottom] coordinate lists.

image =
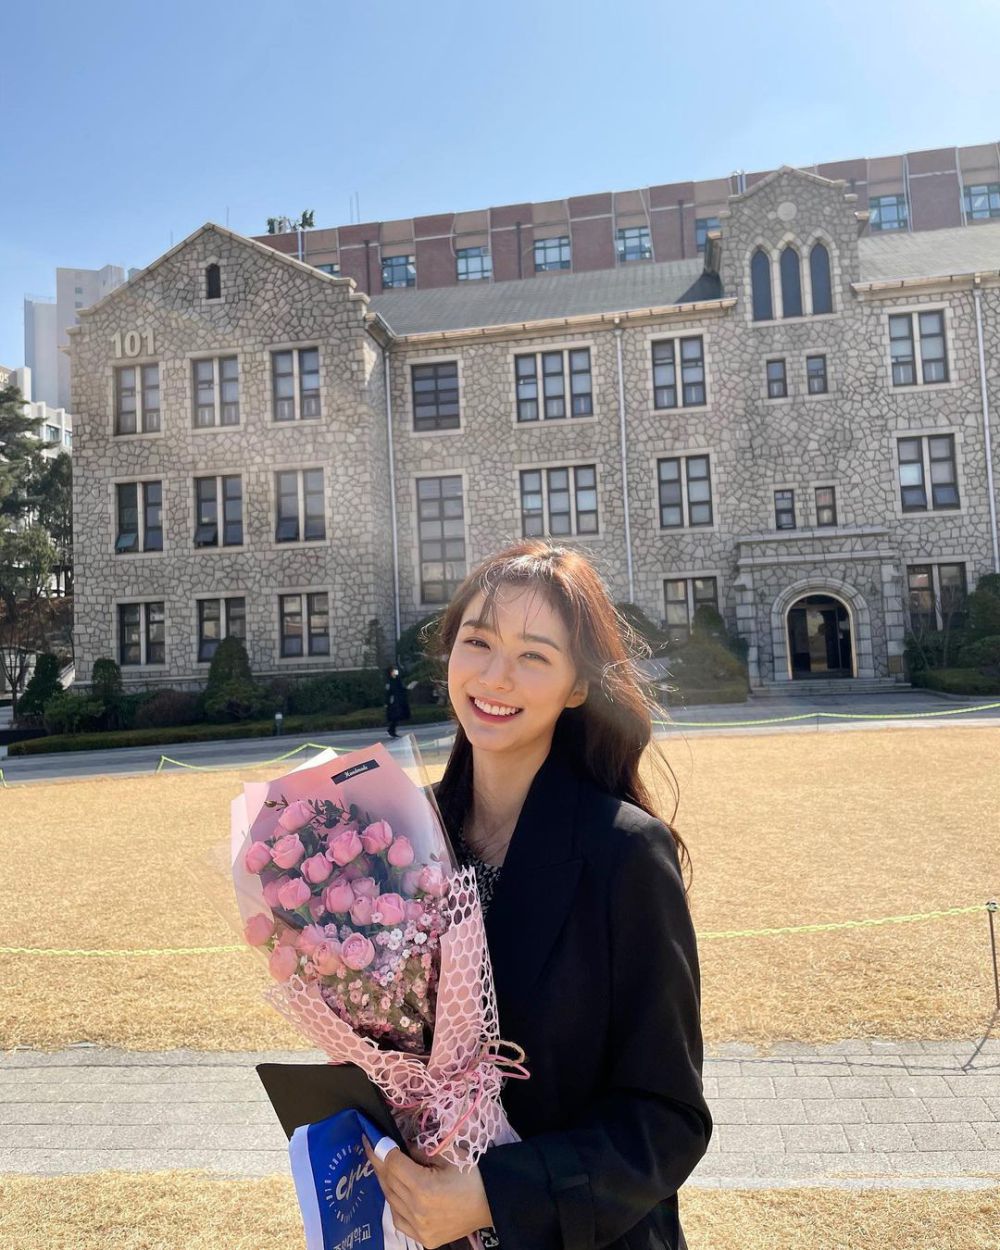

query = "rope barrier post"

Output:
[[987, 899, 999, 1010]]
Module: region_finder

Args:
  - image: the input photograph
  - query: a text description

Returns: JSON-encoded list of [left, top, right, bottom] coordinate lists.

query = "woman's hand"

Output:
[[362, 1136, 493, 1248]]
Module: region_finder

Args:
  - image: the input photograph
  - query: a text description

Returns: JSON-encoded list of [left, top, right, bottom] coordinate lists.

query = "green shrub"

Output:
[[91, 657, 126, 729], [910, 667, 1000, 696], [956, 635, 1000, 674], [691, 604, 725, 639], [671, 635, 748, 686], [665, 682, 749, 707], [614, 602, 665, 654], [16, 653, 62, 723], [286, 670, 385, 716], [133, 689, 203, 729], [42, 690, 106, 735], [396, 613, 443, 671], [203, 677, 276, 723], [904, 629, 965, 673], [966, 588, 1000, 640]]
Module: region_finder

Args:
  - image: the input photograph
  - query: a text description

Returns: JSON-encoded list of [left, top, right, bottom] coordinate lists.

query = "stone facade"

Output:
[[69, 168, 1000, 692]]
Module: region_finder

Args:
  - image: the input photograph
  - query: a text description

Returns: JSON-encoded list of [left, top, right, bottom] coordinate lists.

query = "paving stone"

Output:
[[971, 1121, 1000, 1150], [800, 1097, 868, 1124], [780, 1123, 850, 1153], [886, 1075, 956, 1098], [841, 1123, 917, 1153], [906, 1122, 990, 1152], [921, 1096, 991, 1122], [713, 1077, 776, 1099], [715, 1123, 786, 1154], [824, 1075, 895, 1099], [704, 1098, 747, 1124], [739, 1097, 807, 1124], [772, 1076, 834, 1098], [864, 1097, 932, 1123]]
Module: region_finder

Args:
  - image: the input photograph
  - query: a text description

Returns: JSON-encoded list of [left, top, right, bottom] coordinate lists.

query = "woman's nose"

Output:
[[481, 648, 514, 688]]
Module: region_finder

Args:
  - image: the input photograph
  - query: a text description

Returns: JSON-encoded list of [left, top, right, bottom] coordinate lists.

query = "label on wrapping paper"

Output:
[[289, 1109, 422, 1250], [331, 759, 381, 784]]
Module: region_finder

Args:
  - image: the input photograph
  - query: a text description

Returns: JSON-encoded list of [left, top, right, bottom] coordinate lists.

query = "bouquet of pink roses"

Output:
[[231, 738, 525, 1168]]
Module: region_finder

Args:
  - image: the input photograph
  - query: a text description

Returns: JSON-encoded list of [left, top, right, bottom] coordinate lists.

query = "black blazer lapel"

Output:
[[484, 750, 584, 1007]]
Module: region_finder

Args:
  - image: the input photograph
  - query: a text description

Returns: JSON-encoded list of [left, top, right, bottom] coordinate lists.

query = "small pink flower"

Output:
[[297, 923, 327, 956], [277, 800, 315, 832], [351, 877, 379, 899], [373, 893, 406, 926], [268, 944, 299, 980], [417, 864, 448, 898], [271, 834, 305, 870], [400, 868, 422, 896], [341, 933, 376, 970], [312, 940, 345, 976], [350, 896, 374, 926], [244, 913, 275, 946], [308, 896, 326, 921], [262, 876, 290, 908], [301, 853, 333, 885], [386, 836, 415, 867], [361, 820, 393, 854], [245, 841, 272, 874], [327, 827, 363, 866], [277, 877, 312, 910], [323, 878, 355, 913]]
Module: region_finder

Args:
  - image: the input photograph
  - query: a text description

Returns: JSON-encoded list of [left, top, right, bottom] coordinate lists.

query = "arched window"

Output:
[[780, 246, 802, 318], [205, 263, 221, 300], [810, 242, 832, 314], [751, 249, 773, 321]]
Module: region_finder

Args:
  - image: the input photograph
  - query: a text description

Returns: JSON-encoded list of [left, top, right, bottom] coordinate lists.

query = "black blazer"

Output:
[[449, 746, 712, 1250]]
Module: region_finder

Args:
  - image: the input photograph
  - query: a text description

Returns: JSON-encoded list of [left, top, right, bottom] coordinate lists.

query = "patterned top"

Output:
[[452, 823, 503, 917]]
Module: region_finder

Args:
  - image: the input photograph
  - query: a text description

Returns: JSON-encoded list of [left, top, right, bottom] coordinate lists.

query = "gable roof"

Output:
[[728, 164, 851, 201], [858, 219, 1000, 281]]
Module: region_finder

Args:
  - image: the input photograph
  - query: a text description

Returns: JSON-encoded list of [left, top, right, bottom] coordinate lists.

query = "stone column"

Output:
[[881, 561, 907, 681], [733, 570, 760, 687]]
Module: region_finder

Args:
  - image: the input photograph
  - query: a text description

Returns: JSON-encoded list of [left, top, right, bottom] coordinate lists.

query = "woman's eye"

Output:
[[464, 637, 488, 649]]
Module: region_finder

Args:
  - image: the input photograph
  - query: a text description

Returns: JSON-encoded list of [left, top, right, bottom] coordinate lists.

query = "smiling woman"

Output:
[[373, 539, 712, 1250]]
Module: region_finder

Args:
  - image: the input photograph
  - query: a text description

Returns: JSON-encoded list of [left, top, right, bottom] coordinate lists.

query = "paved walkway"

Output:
[[1, 1040, 997, 1190]]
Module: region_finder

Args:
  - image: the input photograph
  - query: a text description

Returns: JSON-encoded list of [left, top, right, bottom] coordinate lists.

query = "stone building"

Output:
[[68, 166, 1000, 692]]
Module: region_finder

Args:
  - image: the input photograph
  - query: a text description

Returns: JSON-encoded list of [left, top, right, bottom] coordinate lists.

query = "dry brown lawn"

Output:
[[1, 1173, 998, 1250], [1, 726, 998, 1050]]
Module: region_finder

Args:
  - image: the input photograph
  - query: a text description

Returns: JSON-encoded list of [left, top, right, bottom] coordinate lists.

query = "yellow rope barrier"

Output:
[[154, 741, 338, 773]]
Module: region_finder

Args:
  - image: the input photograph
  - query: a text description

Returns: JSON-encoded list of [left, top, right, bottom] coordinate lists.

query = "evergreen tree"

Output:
[[0, 381, 45, 522]]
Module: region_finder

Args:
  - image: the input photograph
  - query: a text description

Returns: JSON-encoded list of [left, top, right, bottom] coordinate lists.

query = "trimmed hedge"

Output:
[[6, 704, 450, 757], [664, 683, 749, 707], [910, 668, 1000, 696]]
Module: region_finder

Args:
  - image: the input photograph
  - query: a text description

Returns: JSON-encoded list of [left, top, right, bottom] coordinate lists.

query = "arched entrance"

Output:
[[786, 593, 854, 678]]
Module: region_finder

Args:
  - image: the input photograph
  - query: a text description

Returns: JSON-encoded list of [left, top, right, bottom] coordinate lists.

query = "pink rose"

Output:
[[372, 893, 405, 926], [278, 800, 314, 832], [418, 864, 448, 898], [386, 836, 415, 867], [350, 896, 373, 926], [342, 860, 368, 881], [245, 841, 272, 874], [268, 944, 299, 980], [361, 820, 393, 854], [328, 827, 363, 866], [277, 877, 312, 910], [243, 913, 275, 946], [404, 900, 424, 922], [323, 878, 356, 913], [308, 896, 326, 921], [297, 923, 327, 956], [350, 877, 379, 899], [301, 853, 332, 885], [271, 834, 305, 870], [312, 940, 345, 976], [401, 868, 422, 896], [341, 933, 376, 971], [262, 876, 290, 908]]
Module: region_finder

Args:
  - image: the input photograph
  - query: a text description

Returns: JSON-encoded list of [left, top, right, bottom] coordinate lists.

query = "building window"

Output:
[[815, 486, 837, 527], [751, 249, 773, 321], [118, 601, 164, 666], [382, 255, 415, 288], [115, 481, 162, 553], [533, 236, 571, 272], [205, 264, 221, 299], [416, 476, 467, 604], [197, 596, 246, 662], [616, 226, 652, 262], [663, 577, 719, 639], [316, 262, 340, 275], [870, 194, 909, 232], [411, 362, 460, 432], [515, 349, 592, 422], [114, 363, 160, 434], [810, 243, 832, 314], [193, 356, 239, 427], [657, 455, 713, 528], [780, 246, 803, 318], [774, 489, 796, 529], [652, 337, 706, 408], [275, 469, 325, 542], [889, 312, 948, 386], [520, 465, 598, 537], [695, 217, 720, 253], [897, 435, 960, 512], [456, 246, 492, 281], [907, 563, 967, 632], [806, 354, 828, 394], [272, 348, 320, 420], [279, 592, 330, 657], [74, 286, 83, 295], [964, 182, 1000, 220], [45, 424, 61, 442], [766, 359, 788, 398], [194, 475, 243, 547]]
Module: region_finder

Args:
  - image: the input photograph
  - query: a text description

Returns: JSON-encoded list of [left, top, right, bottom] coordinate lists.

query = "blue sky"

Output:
[[2, 0, 998, 369]]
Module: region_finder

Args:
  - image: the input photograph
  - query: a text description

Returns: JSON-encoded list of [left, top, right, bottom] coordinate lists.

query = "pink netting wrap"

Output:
[[264, 867, 524, 1170]]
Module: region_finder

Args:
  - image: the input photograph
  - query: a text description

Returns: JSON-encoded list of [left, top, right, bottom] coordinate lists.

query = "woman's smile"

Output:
[[468, 695, 524, 722]]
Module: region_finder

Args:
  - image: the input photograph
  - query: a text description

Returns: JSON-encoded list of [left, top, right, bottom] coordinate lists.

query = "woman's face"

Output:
[[447, 584, 588, 759]]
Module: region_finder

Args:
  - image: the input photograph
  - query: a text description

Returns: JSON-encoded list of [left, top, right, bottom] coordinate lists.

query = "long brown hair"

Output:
[[426, 539, 691, 892]]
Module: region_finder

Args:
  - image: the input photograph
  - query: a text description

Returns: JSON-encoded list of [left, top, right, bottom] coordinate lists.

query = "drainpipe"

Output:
[[613, 320, 635, 603], [382, 345, 402, 647], [973, 280, 1000, 573]]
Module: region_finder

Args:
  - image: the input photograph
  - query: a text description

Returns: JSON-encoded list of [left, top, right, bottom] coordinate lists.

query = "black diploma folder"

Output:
[[255, 1061, 406, 1146]]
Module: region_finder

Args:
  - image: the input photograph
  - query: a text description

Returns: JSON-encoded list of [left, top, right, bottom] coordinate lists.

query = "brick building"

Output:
[[68, 165, 1000, 692]]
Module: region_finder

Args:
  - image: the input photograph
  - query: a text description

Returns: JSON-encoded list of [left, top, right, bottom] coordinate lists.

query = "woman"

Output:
[[365, 540, 712, 1249], [385, 664, 410, 738]]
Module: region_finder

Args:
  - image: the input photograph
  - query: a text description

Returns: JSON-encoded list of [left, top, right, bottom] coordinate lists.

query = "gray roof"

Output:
[[858, 220, 1000, 282], [371, 258, 719, 336]]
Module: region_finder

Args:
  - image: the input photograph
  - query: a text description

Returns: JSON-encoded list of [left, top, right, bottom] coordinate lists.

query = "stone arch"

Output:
[[749, 243, 776, 321], [769, 576, 875, 680]]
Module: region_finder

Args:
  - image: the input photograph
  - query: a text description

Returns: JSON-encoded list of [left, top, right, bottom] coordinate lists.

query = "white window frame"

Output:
[[275, 587, 332, 662], [516, 461, 601, 540], [271, 466, 327, 546], [883, 304, 957, 390], [269, 344, 321, 422], [894, 432, 962, 517], [111, 477, 164, 557], [112, 360, 161, 437], [649, 333, 708, 410], [190, 353, 241, 429], [193, 473, 244, 550], [194, 593, 247, 664], [654, 453, 715, 531], [511, 343, 595, 424]]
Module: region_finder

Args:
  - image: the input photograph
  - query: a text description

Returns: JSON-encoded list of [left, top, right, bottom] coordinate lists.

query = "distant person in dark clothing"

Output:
[[384, 665, 410, 738]]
